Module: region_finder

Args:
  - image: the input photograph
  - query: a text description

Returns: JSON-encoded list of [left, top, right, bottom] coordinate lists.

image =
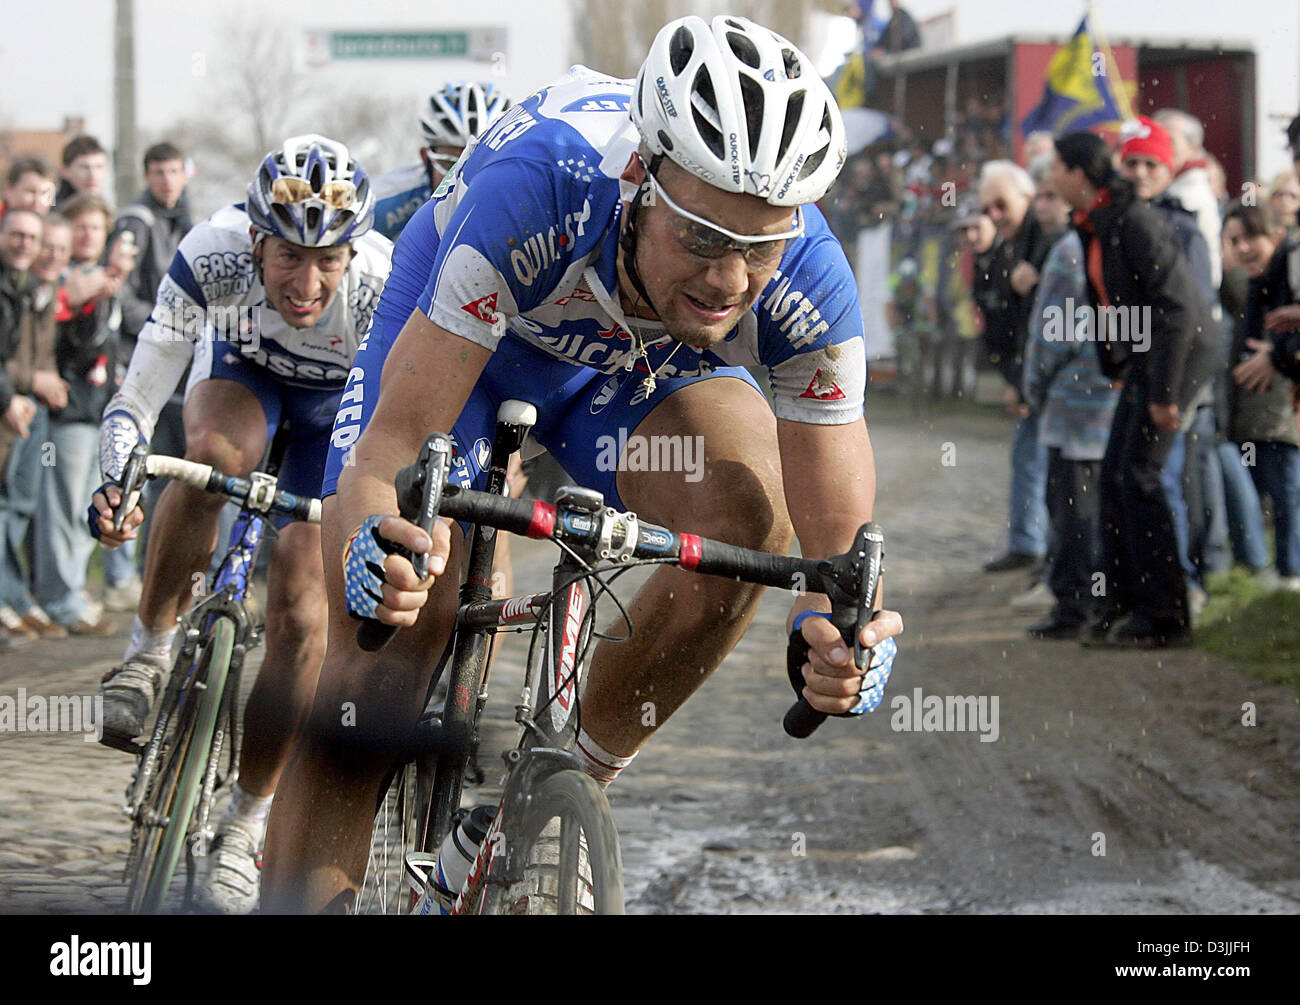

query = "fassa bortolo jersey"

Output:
[[106, 204, 392, 440], [380, 65, 866, 424]]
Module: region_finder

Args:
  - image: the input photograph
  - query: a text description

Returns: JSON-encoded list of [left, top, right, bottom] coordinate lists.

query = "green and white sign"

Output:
[[304, 27, 506, 64]]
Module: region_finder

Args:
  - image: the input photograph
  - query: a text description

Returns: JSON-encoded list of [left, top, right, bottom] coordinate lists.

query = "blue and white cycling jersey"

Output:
[[372, 161, 433, 242], [368, 64, 867, 428]]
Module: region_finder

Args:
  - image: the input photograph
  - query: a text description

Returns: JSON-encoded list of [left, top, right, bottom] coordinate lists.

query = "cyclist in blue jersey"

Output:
[[89, 135, 392, 913], [373, 81, 526, 606], [264, 16, 904, 913], [372, 82, 512, 242]]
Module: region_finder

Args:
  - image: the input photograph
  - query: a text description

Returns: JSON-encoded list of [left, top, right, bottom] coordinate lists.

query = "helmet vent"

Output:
[[669, 26, 694, 75], [777, 90, 805, 165], [726, 31, 760, 69], [796, 108, 834, 180], [306, 205, 321, 232], [738, 75, 764, 159], [724, 17, 745, 30], [690, 68, 725, 160], [782, 48, 802, 79], [271, 204, 295, 231], [636, 76, 646, 117]]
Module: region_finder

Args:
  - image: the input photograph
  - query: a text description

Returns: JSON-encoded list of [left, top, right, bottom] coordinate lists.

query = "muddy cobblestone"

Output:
[[2, 396, 1297, 914]]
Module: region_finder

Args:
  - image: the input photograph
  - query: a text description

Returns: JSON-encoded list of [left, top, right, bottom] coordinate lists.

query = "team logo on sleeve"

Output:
[[461, 292, 500, 324], [798, 369, 846, 401]]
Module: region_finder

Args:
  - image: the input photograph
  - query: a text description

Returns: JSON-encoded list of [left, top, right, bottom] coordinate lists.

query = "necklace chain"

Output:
[[624, 292, 684, 396]]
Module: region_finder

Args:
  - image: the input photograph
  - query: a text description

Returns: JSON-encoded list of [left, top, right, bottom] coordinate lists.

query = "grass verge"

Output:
[[1197, 568, 1300, 689]]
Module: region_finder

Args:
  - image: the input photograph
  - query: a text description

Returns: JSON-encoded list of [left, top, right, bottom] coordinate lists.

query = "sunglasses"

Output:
[[270, 176, 356, 210], [641, 161, 803, 269]]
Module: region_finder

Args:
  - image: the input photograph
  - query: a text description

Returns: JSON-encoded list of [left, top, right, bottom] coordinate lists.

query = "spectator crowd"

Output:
[[1, 137, 193, 648], [3, 77, 1300, 655], [823, 90, 1300, 647]]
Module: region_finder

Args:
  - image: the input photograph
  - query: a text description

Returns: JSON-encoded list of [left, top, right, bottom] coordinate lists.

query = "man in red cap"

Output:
[[1119, 116, 1175, 201], [1120, 114, 1224, 623]]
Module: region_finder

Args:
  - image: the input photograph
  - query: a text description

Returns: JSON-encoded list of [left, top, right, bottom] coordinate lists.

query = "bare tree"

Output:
[[218, 12, 311, 158], [156, 14, 421, 218]]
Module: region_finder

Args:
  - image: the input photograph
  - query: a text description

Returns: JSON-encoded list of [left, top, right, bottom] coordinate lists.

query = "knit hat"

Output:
[[1119, 116, 1174, 170]]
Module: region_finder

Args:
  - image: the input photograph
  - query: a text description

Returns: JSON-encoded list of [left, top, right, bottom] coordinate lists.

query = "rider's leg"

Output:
[[579, 377, 792, 760], [198, 521, 330, 914], [237, 520, 328, 798], [260, 505, 465, 914]]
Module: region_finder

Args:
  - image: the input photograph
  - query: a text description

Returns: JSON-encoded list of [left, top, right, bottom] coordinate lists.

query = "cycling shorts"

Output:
[[189, 338, 343, 523]]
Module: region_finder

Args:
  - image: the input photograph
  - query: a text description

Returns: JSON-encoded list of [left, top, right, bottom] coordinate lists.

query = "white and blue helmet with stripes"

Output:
[[420, 82, 512, 149], [246, 134, 375, 248]]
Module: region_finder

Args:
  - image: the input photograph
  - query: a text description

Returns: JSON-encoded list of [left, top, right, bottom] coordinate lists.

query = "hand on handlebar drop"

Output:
[[798, 610, 903, 716], [90, 483, 143, 549], [341, 513, 450, 627]]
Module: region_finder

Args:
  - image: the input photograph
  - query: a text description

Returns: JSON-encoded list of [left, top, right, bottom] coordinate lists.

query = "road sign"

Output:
[[304, 28, 506, 66]]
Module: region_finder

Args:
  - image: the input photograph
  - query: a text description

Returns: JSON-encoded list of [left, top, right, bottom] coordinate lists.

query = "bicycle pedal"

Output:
[[99, 732, 145, 756]]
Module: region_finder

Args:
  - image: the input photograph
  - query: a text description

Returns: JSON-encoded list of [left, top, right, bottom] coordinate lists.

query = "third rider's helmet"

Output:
[[421, 82, 513, 150], [631, 15, 847, 206]]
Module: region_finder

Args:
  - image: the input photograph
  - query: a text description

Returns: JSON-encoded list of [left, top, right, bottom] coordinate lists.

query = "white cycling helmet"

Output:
[[420, 82, 513, 149], [246, 134, 374, 248], [632, 15, 846, 206]]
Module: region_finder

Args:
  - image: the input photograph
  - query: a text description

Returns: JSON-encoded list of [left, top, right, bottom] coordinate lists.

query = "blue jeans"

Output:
[[1187, 405, 1231, 576], [1218, 442, 1270, 570], [1160, 430, 1199, 587], [1009, 409, 1048, 556], [33, 421, 101, 625], [0, 404, 49, 613], [103, 536, 137, 587], [1250, 442, 1300, 577]]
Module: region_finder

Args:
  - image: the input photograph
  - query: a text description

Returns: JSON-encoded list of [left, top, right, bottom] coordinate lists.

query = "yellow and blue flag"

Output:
[[1020, 15, 1125, 137]]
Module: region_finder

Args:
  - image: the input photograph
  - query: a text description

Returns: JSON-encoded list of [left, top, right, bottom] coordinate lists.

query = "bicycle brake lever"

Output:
[[783, 522, 885, 739], [113, 443, 150, 532], [356, 433, 454, 653]]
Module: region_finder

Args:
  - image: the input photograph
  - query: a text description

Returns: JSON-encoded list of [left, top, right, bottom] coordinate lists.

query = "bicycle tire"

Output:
[[479, 769, 623, 915], [124, 646, 203, 912], [356, 761, 419, 914], [137, 617, 235, 913]]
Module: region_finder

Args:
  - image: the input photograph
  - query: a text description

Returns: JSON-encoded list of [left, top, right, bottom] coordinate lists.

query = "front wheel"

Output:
[[478, 769, 623, 915], [136, 617, 235, 913], [356, 761, 419, 915]]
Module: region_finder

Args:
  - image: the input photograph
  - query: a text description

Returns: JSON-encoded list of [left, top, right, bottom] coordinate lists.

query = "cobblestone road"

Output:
[[2, 394, 1297, 914]]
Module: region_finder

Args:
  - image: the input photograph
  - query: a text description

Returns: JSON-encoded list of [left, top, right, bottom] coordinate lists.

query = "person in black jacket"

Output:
[[1119, 114, 1227, 615], [1052, 131, 1217, 646], [977, 160, 1054, 572]]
